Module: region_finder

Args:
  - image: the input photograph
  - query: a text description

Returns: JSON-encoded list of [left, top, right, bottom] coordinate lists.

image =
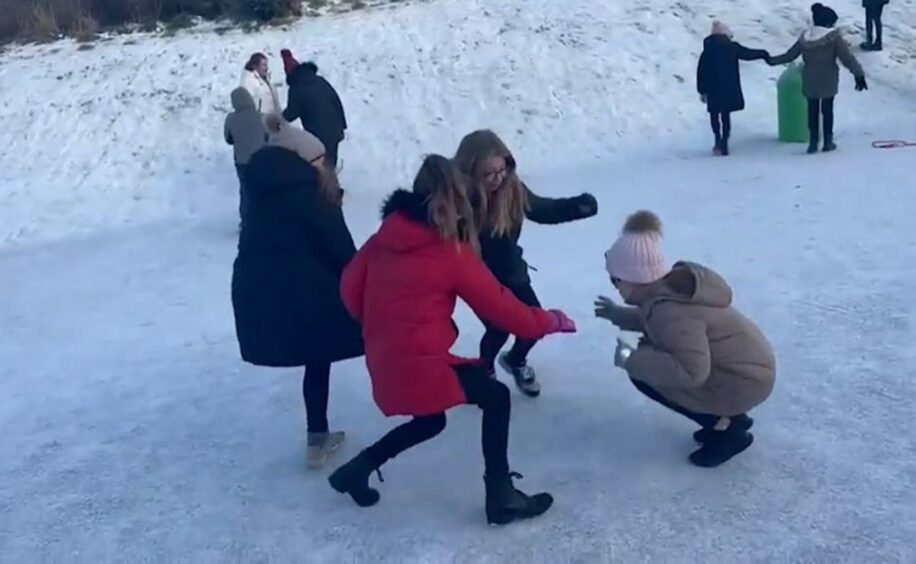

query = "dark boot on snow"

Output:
[[713, 136, 723, 156], [823, 136, 837, 152], [720, 138, 730, 156], [484, 472, 553, 526], [689, 428, 754, 468], [693, 415, 754, 443], [498, 353, 540, 397], [328, 450, 382, 507]]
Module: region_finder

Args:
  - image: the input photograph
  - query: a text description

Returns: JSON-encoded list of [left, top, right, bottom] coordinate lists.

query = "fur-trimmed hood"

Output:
[[375, 189, 439, 253]]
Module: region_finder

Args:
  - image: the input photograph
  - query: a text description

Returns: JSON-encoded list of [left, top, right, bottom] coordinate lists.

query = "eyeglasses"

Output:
[[482, 166, 508, 183]]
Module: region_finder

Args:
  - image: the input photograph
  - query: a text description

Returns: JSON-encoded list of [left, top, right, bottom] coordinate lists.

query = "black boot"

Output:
[[807, 139, 819, 154], [694, 415, 754, 443], [720, 137, 730, 156], [484, 472, 553, 526], [822, 137, 837, 152], [328, 450, 382, 507], [689, 428, 754, 468]]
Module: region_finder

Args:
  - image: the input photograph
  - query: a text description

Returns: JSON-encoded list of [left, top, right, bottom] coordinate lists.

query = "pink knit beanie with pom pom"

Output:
[[605, 210, 670, 284]]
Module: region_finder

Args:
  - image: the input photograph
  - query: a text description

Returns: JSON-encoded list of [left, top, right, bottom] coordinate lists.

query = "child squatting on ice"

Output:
[[595, 211, 777, 467]]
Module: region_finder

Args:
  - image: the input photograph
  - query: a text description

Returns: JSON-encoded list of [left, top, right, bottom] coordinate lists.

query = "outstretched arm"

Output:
[[768, 39, 803, 65], [524, 185, 598, 225], [735, 43, 770, 62]]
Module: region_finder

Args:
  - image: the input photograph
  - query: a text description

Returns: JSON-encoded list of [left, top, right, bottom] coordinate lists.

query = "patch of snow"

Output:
[[1, 0, 915, 247]]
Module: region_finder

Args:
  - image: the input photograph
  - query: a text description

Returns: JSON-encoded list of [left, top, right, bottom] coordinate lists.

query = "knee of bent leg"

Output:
[[420, 413, 447, 437]]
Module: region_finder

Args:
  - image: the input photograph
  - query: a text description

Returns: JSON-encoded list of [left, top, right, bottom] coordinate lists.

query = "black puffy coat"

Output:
[[231, 146, 364, 367], [480, 186, 597, 288], [697, 34, 768, 114], [282, 62, 347, 148]]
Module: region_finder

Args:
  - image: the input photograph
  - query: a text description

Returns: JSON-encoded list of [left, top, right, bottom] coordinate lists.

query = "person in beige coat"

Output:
[[767, 3, 867, 154], [595, 211, 776, 468]]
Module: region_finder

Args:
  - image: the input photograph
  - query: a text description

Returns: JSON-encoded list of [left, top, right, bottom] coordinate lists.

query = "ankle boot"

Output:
[[689, 428, 754, 468], [328, 450, 382, 507], [484, 472, 553, 526]]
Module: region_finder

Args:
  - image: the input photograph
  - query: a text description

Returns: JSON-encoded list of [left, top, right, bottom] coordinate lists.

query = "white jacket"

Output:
[[239, 69, 280, 115]]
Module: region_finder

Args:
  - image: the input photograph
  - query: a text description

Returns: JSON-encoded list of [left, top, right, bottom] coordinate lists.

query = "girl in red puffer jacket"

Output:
[[329, 155, 576, 526]]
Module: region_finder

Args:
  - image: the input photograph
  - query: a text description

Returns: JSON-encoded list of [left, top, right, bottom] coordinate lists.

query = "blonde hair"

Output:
[[453, 129, 527, 237], [412, 155, 479, 254]]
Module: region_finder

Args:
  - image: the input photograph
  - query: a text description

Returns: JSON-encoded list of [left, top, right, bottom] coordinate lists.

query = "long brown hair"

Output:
[[453, 129, 527, 237], [244, 53, 267, 72], [412, 155, 479, 254]]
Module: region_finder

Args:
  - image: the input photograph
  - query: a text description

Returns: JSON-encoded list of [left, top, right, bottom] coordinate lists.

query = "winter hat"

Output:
[[605, 211, 670, 285], [711, 20, 733, 38], [265, 114, 326, 163], [811, 3, 838, 27], [280, 49, 300, 74]]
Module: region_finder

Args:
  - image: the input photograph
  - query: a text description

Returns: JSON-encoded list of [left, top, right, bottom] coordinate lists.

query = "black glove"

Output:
[[855, 76, 868, 91], [577, 193, 598, 217]]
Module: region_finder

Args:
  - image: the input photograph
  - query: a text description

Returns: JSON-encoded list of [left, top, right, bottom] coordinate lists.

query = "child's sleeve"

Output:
[[524, 185, 598, 225], [768, 39, 803, 66], [625, 307, 711, 389], [224, 118, 233, 145], [735, 43, 769, 62]]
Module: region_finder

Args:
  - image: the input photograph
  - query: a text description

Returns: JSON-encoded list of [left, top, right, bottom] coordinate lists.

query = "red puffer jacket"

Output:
[[341, 190, 556, 417]]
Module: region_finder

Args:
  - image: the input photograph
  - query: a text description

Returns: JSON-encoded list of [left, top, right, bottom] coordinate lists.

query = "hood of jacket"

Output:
[[287, 61, 319, 85], [375, 189, 444, 253], [802, 25, 840, 46], [643, 261, 733, 309], [703, 34, 733, 49], [230, 87, 256, 111]]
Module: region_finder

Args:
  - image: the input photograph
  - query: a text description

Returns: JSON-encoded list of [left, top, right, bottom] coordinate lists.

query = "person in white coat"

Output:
[[240, 53, 281, 115]]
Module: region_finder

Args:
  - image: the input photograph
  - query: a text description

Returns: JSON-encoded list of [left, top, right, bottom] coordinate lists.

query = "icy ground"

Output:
[[3, 0, 916, 561], [3, 133, 916, 561]]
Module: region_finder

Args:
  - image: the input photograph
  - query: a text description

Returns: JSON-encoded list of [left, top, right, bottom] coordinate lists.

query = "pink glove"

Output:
[[545, 309, 577, 334]]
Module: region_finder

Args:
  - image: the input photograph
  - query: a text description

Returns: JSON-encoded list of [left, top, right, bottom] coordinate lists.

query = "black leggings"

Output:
[[807, 97, 835, 142], [630, 378, 719, 429], [866, 4, 884, 46], [709, 112, 732, 141], [363, 365, 512, 477], [303, 362, 331, 433], [480, 283, 541, 370]]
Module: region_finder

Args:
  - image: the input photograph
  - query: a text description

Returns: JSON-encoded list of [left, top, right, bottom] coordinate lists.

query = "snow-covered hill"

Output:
[[1, 0, 915, 247]]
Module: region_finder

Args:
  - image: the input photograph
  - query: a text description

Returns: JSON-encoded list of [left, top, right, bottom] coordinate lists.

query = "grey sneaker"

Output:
[[498, 353, 541, 397], [306, 431, 346, 469]]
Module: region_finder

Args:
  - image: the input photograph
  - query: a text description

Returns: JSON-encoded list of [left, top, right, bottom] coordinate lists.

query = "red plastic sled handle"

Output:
[[872, 140, 916, 149]]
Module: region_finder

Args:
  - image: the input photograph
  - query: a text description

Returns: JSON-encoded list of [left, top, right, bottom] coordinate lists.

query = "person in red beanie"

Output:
[[281, 50, 348, 168], [280, 48, 299, 77]]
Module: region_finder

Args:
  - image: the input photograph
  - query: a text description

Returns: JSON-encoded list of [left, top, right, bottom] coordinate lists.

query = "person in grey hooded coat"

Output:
[[224, 87, 267, 221], [768, 3, 867, 154]]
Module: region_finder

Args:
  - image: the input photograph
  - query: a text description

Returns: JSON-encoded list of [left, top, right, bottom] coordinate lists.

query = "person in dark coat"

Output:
[[329, 154, 576, 525], [231, 114, 363, 469], [861, 0, 890, 51], [453, 130, 598, 397], [280, 50, 347, 169], [696, 21, 769, 156]]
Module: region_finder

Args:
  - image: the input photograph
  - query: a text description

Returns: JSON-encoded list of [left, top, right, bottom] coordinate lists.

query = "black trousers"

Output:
[[866, 4, 885, 46], [630, 378, 719, 429], [363, 365, 512, 477], [807, 97, 835, 143], [709, 112, 732, 142], [480, 283, 541, 370], [303, 363, 331, 433]]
